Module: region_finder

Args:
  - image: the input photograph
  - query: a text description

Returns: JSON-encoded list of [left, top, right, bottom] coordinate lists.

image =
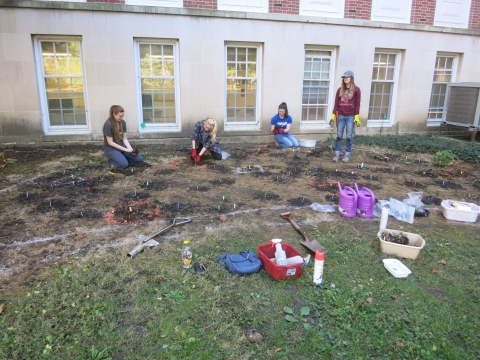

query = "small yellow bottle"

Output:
[[182, 240, 192, 269]]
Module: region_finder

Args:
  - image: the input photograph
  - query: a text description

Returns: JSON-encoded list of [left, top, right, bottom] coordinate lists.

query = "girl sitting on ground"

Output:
[[271, 102, 299, 149], [103, 105, 143, 169], [190, 118, 222, 162]]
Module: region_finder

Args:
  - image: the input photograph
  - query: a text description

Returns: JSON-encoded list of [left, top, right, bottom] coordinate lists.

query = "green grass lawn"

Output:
[[1, 218, 479, 360]]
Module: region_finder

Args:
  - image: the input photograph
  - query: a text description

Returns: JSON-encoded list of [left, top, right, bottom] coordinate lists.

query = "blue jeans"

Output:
[[275, 133, 299, 148], [104, 145, 144, 168], [335, 115, 354, 154]]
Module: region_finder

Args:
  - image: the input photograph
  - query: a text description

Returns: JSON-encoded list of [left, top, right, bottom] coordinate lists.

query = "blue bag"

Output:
[[216, 249, 263, 276]]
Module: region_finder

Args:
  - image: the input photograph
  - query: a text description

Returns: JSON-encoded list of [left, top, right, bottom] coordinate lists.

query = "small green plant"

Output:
[[433, 150, 457, 166], [89, 345, 112, 360], [283, 306, 313, 330]]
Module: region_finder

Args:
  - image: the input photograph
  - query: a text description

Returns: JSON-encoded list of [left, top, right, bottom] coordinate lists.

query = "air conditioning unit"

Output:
[[442, 82, 480, 141]]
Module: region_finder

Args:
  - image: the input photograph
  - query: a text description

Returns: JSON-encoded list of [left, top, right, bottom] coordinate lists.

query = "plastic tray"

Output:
[[298, 139, 317, 148], [377, 229, 426, 260], [382, 259, 412, 278], [257, 243, 305, 280], [441, 199, 479, 223]]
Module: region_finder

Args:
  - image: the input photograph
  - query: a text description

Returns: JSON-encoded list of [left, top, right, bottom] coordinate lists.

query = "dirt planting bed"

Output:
[[1, 142, 479, 289]]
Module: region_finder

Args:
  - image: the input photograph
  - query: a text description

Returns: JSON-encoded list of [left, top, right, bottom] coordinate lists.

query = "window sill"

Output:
[[224, 123, 261, 132], [139, 125, 181, 133], [367, 121, 393, 128]]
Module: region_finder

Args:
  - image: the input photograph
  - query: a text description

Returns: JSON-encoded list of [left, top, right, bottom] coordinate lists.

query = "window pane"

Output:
[[63, 110, 75, 125], [247, 48, 256, 62], [151, 44, 162, 57], [153, 94, 164, 108], [227, 47, 236, 61], [164, 61, 174, 76], [45, 78, 59, 92], [152, 61, 162, 76], [140, 45, 150, 59], [49, 110, 62, 125], [76, 110, 86, 125], [71, 78, 83, 92], [164, 93, 175, 107], [237, 48, 246, 62]]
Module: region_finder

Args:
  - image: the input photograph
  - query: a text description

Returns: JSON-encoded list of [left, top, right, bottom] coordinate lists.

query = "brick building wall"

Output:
[[269, 0, 299, 14], [344, 0, 371, 20], [469, 0, 480, 29], [183, 0, 217, 9], [410, 0, 435, 25]]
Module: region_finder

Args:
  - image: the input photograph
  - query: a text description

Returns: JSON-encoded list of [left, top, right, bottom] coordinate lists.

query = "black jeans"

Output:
[[196, 143, 222, 160]]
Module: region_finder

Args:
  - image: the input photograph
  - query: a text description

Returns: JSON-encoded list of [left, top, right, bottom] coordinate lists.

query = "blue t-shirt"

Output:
[[270, 114, 292, 130]]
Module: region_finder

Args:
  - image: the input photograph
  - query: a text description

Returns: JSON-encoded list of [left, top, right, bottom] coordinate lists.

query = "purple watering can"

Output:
[[337, 182, 357, 218], [354, 183, 376, 218]]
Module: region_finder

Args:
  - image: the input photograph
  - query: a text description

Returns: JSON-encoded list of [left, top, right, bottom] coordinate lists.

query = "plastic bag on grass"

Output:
[[221, 151, 231, 160], [310, 203, 336, 212], [402, 191, 424, 210], [388, 198, 415, 224]]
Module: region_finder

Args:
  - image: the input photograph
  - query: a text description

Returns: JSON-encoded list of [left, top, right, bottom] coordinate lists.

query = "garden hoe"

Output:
[[127, 217, 192, 257], [280, 212, 328, 254]]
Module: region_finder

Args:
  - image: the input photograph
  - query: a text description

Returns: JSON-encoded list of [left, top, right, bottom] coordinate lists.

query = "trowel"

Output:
[[280, 212, 328, 254]]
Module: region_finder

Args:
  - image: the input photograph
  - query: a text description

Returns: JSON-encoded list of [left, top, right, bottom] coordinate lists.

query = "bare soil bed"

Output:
[[1, 142, 479, 290]]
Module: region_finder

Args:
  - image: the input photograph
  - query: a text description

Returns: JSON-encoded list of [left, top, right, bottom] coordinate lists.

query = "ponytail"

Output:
[[205, 118, 218, 144]]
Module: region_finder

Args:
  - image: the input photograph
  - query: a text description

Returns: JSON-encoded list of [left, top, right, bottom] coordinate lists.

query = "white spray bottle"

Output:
[[271, 239, 287, 265], [313, 250, 325, 284]]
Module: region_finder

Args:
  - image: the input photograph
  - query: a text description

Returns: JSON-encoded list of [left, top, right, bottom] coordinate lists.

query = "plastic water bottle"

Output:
[[313, 251, 325, 284], [271, 239, 287, 265], [182, 240, 192, 269], [286, 255, 304, 265], [379, 207, 389, 231]]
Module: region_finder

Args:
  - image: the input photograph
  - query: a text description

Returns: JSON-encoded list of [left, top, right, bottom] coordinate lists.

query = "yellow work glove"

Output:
[[329, 113, 336, 124], [354, 115, 362, 127]]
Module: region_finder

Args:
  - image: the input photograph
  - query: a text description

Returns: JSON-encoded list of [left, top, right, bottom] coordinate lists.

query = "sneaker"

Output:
[[342, 155, 350, 163], [332, 154, 340, 162]]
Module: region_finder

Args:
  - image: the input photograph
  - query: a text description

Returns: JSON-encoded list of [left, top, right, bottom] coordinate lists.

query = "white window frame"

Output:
[[299, 0, 345, 18], [125, 0, 182, 7], [218, 0, 268, 13], [33, 36, 90, 135], [434, 0, 472, 28], [427, 53, 458, 127], [300, 47, 336, 130], [367, 49, 402, 128], [134, 39, 181, 133], [224, 42, 262, 131], [371, 0, 413, 24]]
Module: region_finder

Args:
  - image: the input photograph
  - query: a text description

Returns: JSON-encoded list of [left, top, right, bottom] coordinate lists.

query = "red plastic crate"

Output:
[[257, 242, 305, 280]]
